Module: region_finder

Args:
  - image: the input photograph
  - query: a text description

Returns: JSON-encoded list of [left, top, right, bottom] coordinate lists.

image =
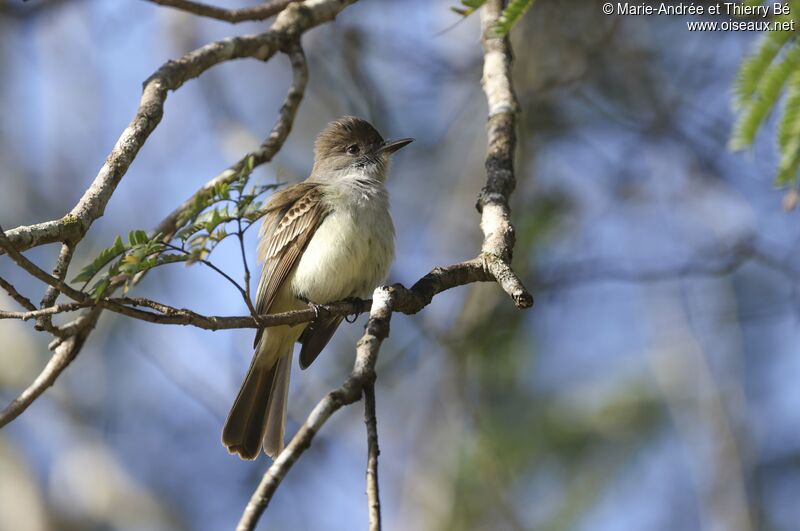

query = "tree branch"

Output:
[[0, 274, 36, 311], [149, 42, 308, 244], [0, 302, 85, 321], [364, 383, 382, 531], [0, 308, 98, 428], [236, 286, 394, 531], [1, 0, 351, 255], [146, 0, 297, 23], [477, 0, 532, 309], [0, 259, 492, 331], [35, 242, 75, 336], [238, 2, 533, 526], [0, 0, 353, 430]]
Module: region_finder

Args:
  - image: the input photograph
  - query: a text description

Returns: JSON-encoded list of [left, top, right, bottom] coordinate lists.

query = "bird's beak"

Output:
[[377, 138, 414, 155]]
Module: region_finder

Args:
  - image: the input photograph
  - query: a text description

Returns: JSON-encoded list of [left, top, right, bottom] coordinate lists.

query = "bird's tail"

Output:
[[222, 331, 294, 460]]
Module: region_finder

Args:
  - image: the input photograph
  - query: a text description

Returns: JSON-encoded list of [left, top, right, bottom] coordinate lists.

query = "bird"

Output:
[[222, 116, 412, 460]]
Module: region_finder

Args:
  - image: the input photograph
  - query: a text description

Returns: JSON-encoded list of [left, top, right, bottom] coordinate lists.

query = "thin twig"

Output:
[[0, 274, 36, 311], [0, 225, 90, 304], [146, 0, 296, 23], [364, 383, 382, 531], [35, 242, 75, 335], [0, 309, 98, 429], [0, 303, 86, 321], [236, 215, 257, 316], [162, 242, 251, 304]]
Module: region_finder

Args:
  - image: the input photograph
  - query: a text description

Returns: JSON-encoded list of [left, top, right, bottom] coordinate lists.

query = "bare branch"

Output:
[[236, 287, 394, 531], [364, 383, 381, 531], [2, 215, 363, 330], [0, 308, 99, 428], [0, 1, 352, 430], [35, 242, 75, 335], [89, 297, 361, 331], [0, 275, 36, 311], [477, 0, 533, 309], [0, 248, 494, 333], [2, 1, 349, 255], [0, 225, 89, 304], [146, 0, 296, 23], [150, 43, 309, 243], [0, 303, 86, 321]]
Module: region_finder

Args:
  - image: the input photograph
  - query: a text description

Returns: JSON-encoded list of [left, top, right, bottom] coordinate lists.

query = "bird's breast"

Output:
[[290, 197, 395, 303]]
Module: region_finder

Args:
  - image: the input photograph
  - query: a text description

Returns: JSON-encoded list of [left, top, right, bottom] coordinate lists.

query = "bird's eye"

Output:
[[346, 144, 360, 155]]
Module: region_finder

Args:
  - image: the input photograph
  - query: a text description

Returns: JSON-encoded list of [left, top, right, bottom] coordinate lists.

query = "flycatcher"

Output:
[[222, 116, 412, 460]]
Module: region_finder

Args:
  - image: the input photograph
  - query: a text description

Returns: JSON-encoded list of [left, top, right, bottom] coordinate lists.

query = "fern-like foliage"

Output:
[[733, 30, 795, 109], [730, 41, 800, 151], [730, 0, 800, 188], [451, 0, 486, 17], [494, 0, 536, 35], [72, 156, 280, 299], [450, 0, 535, 36], [777, 70, 800, 184]]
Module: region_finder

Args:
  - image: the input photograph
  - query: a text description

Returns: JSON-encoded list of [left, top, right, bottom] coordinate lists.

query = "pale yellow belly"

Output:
[[290, 206, 394, 303]]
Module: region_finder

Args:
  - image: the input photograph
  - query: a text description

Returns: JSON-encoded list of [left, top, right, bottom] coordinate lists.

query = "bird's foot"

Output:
[[344, 297, 365, 323]]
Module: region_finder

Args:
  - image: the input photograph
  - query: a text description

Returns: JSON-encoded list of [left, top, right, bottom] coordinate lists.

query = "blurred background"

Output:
[[1, 0, 799, 529]]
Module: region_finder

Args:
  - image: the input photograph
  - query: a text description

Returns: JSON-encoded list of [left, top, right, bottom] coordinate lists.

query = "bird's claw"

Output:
[[344, 297, 364, 323]]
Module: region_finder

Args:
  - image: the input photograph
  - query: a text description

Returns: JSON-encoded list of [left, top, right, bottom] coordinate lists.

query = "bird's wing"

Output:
[[253, 182, 329, 347], [298, 315, 344, 369]]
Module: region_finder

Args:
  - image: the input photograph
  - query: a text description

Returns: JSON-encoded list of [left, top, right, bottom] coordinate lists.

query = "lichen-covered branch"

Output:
[[477, 0, 532, 309], [150, 43, 308, 244], [146, 0, 296, 23], [1, 0, 353, 255], [35, 242, 75, 336], [0, 0, 355, 431]]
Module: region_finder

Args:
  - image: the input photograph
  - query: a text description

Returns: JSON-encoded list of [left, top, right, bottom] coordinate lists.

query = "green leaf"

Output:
[[214, 182, 230, 200], [730, 41, 800, 151], [494, 0, 535, 35], [778, 69, 800, 150], [211, 227, 228, 242], [71, 235, 126, 284], [176, 221, 207, 242], [90, 278, 111, 300], [204, 208, 225, 232], [776, 134, 800, 185], [776, 70, 800, 185], [733, 29, 794, 109], [128, 230, 149, 246], [451, 0, 485, 17], [187, 233, 209, 250]]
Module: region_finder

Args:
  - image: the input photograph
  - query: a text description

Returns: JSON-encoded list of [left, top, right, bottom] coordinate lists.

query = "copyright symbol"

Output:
[[602, 3, 614, 14]]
